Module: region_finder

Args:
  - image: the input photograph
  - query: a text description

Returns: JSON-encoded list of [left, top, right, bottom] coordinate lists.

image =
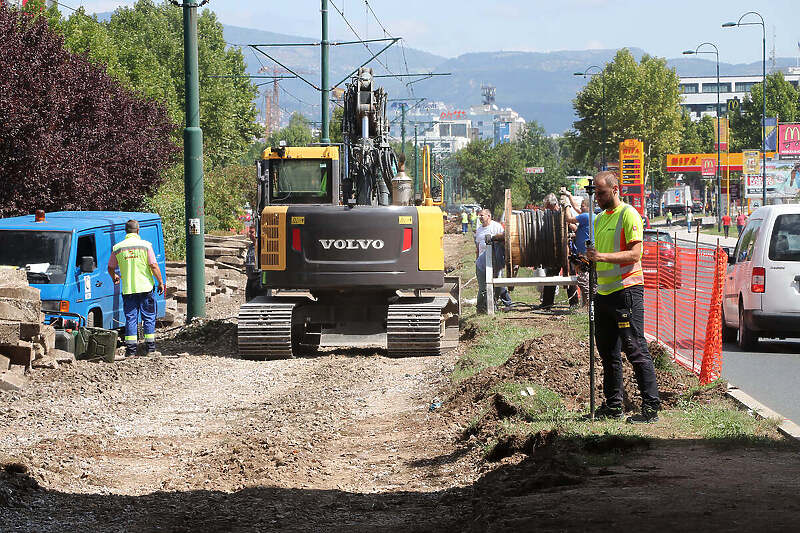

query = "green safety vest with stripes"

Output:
[[113, 233, 156, 295], [594, 204, 644, 295]]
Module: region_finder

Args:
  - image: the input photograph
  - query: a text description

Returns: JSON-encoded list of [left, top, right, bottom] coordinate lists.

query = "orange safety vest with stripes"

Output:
[[594, 203, 644, 295]]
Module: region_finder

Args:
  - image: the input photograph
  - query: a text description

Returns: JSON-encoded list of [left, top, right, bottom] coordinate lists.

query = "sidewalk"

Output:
[[651, 221, 738, 248]]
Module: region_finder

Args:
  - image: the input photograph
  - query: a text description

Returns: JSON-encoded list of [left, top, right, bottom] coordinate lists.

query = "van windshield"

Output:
[[0, 230, 72, 284], [768, 214, 800, 262]]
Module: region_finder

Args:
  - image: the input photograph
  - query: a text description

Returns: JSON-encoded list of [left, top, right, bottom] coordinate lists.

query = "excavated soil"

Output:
[[1, 234, 799, 532]]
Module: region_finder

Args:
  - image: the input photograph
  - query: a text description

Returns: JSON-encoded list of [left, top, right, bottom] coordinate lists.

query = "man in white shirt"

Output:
[[475, 209, 512, 313]]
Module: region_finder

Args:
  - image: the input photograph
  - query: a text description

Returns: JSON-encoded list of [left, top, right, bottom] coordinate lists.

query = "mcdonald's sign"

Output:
[[778, 124, 800, 156]]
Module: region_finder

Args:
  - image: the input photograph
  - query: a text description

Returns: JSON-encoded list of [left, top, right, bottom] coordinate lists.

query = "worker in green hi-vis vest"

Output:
[[107, 220, 165, 358], [586, 171, 660, 424]]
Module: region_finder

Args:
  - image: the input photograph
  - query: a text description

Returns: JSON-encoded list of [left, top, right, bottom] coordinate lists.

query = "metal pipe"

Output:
[[320, 0, 330, 144]]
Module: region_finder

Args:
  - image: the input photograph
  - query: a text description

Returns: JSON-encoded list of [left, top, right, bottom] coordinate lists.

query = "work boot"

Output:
[[587, 403, 624, 421], [626, 406, 659, 424]]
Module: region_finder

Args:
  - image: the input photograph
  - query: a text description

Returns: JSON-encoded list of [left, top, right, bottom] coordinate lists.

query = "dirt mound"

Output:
[[450, 333, 723, 415], [161, 318, 238, 357]]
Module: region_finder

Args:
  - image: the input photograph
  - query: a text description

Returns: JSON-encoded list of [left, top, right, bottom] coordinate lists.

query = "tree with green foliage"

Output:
[[455, 140, 523, 214], [266, 113, 313, 147], [679, 114, 716, 154], [0, 2, 178, 218], [729, 72, 800, 152], [515, 121, 568, 204], [572, 48, 683, 192]]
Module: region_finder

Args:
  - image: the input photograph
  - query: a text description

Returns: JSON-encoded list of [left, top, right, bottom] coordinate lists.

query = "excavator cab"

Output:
[[258, 145, 340, 207]]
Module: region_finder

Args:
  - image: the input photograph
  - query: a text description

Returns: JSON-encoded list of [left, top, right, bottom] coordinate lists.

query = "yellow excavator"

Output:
[[237, 68, 459, 359]]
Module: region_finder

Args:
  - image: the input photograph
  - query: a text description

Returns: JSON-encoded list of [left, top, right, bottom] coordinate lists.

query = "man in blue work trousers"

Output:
[[107, 220, 165, 357]]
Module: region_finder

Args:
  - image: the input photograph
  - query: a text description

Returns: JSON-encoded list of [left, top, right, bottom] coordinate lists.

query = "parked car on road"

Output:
[[642, 229, 680, 288], [722, 204, 800, 349]]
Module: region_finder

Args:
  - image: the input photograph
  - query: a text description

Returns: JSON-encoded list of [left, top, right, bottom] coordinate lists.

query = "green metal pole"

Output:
[[401, 104, 406, 154], [181, 2, 205, 319], [320, 0, 330, 144], [414, 124, 419, 195]]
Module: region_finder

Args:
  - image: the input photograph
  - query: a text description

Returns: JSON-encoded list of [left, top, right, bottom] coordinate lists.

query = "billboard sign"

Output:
[[619, 139, 645, 215], [713, 117, 729, 151], [524, 167, 545, 174], [778, 124, 800, 158], [701, 158, 717, 176], [744, 159, 800, 198], [743, 150, 761, 174]]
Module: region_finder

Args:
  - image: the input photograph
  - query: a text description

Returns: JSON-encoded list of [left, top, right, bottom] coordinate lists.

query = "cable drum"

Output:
[[506, 209, 568, 273]]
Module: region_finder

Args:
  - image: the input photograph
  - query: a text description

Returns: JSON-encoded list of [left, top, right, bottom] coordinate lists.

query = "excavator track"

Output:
[[237, 298, 296, 360], [386, 298, 447, 357]]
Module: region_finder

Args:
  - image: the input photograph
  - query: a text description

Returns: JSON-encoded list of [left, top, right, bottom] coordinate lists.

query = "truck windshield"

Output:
[[768, 214, 800, 262], [270, 159, 332, 204], [0, 230, 72, 284]]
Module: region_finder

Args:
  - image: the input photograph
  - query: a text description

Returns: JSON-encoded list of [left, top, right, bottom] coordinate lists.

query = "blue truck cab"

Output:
[[0, 211, 166, 329]]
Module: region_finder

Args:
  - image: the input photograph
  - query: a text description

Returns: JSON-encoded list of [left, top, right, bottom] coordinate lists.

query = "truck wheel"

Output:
[[721, 305, 736, 343], [738, 304, 758, 350]]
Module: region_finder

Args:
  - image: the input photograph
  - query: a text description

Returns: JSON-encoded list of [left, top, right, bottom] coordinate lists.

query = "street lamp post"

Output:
[[574, 66, 606, 171], [683, 43, 722, 231], [724, 12, 767, 207]]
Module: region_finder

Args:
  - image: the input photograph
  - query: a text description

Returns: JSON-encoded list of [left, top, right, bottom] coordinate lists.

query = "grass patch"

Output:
[[649, 341, 679, 374], [675, 400, 782, 443], [492, 381, 567, 423], [451, 314, 535, 382]]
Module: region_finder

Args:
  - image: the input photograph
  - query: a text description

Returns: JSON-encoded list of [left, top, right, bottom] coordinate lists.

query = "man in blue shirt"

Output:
[[562, 189, 596, 307]]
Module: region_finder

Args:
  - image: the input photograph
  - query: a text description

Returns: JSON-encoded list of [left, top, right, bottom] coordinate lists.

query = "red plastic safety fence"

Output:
[[641, 237, 725, 384]]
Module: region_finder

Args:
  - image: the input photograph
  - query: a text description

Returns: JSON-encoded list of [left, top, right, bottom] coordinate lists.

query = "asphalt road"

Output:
[[722, 340, 800, 425]]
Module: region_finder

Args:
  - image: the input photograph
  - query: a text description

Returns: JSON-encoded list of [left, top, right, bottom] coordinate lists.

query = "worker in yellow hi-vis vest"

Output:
[[586, 171, 660, 424], [107, 220, 165, 357]]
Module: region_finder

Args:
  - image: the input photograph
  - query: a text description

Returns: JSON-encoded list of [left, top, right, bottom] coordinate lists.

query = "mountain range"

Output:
[[96, 13, 800, 134]]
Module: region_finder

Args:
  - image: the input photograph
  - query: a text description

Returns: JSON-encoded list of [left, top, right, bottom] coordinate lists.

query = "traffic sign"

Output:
[[524, 167, 545, 174]]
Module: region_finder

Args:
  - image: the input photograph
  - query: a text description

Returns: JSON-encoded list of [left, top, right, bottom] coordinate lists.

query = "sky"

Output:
[[70, 0, 799, 65]]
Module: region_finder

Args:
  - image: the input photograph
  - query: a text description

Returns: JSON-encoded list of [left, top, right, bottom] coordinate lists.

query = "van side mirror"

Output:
[[80, 256, 95, 273]]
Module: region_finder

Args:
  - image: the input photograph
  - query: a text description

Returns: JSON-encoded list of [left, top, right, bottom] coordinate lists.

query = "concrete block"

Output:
[[0, 371, 25, 391], [50, 348, 75, 364], [0, 297, 41, 323], [0, 302, 25, 322], [41, 325, 56, 351], [0, 286, 40, 301], [19, 322, 41, 339], [0, 354, 9, 371], [0, 323, 20, 344], [0, 342, 34, 367], [32, 356, 58, 369], [0, 267, 27, 288], [216, 255, 244, 266]]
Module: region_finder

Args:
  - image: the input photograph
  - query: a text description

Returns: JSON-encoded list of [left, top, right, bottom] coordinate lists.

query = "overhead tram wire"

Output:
[[363, 0, 414, 96], [328, 0, 406, 87]]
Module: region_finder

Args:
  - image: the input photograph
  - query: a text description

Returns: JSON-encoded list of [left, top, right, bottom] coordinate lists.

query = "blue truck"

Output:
[[0, 211, 166, 329]]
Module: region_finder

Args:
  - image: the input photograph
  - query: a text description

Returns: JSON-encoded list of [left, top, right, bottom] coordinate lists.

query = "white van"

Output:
[[722, 204, 800, 349]]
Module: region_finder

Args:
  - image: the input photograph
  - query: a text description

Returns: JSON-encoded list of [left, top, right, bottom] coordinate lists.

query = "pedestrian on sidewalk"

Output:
[[460, 209, 469, 234], [474, 209, 512, 313], [721, 213, 731, 239], [736, 211, 747, 236], [686, 210, 694, 232], [665, 211, 672, 227], [107, 219, 165, 357], [586, 171, 660, 424]]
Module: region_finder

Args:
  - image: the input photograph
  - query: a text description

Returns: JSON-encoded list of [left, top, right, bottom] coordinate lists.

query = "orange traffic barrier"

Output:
[[641, 236, 724, 385]]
